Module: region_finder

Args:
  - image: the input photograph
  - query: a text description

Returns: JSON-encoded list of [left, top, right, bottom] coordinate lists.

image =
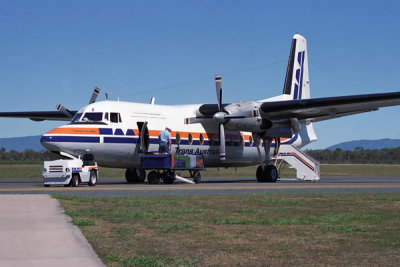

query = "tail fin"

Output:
[[282, 34, 310, 100], [283, 34, 317, 146]]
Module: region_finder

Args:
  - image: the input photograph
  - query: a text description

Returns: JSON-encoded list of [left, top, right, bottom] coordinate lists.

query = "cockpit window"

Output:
[[72, 112, 83, 122], [82, 112, 103, 122], [104, 112, 109, 121], [110, 112, 122, 123]]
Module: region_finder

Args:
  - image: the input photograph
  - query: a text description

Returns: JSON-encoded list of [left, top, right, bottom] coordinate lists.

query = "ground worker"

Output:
[[158, 127, 172, 153]]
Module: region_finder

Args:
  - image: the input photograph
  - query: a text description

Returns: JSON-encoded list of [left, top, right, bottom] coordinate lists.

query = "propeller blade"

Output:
[[215, 75, 222, 111], [55, 104, 74, 118], [89, 87, 101, 104], [219, 123, 226, 161]]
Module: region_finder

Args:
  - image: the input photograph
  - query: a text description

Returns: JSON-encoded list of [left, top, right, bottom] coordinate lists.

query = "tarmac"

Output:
[[0, 195, 104, 267]]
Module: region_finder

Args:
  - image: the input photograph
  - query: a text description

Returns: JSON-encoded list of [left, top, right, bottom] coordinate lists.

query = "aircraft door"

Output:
[[137, 121, 149, 153]]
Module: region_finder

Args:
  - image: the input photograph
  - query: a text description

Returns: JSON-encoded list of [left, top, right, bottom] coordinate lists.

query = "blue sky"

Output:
[[0, 0, 399, 149]]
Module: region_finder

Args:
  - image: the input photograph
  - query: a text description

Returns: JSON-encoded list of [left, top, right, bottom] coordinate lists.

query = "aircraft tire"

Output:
[[88, 170, 97, 186], [256, 165, 267, 182], [193, 171, 201, 184], [147, 170, 160, 184], [71, 174, 79, 187], [265, 165, 278, 183], [125, 168, 146, 183]]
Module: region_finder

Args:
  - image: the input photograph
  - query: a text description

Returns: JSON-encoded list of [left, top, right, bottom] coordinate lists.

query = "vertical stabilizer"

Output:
[[282, 34, 310, 100]]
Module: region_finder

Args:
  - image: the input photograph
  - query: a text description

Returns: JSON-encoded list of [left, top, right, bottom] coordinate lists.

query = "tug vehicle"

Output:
[[42, 153, 98, 187]]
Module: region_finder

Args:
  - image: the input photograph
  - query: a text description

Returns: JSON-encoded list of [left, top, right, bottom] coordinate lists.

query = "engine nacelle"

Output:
[[264, 127, 294, 138], [224, 117, 263, 132], [223, 101, 260, 117]]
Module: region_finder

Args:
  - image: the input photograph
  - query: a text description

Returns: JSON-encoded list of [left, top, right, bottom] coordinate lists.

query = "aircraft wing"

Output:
[[260, 91, 400, 122], [0, 111, 77, 121]]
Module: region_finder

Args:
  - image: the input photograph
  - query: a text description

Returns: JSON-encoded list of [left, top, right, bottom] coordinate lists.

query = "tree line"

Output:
[[0, 148, 59, 162], [306, 147, 400, 164]]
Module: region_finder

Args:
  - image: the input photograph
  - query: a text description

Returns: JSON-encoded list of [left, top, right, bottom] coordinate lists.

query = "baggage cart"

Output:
[[140, 153, 204, 184]]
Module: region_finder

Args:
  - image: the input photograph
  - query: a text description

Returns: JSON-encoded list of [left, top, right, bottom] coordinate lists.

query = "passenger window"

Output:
[[188, 133, 193, 145], [199, 133, 204, 145]]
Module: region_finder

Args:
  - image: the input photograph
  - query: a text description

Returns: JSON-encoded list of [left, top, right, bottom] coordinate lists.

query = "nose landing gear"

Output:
[[125, 168, 146, 183]]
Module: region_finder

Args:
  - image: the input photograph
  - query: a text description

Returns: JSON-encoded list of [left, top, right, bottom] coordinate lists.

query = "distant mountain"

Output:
[[327, 138, 400, 151], [0, 135, 43, 152]]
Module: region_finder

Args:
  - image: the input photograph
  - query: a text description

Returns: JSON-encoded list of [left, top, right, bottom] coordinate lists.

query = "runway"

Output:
[[1, 176, 400, 196]]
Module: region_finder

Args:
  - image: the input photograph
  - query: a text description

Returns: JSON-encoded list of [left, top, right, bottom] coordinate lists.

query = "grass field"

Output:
[[54, 193, 400, 266], [1, 164, 400, 178]]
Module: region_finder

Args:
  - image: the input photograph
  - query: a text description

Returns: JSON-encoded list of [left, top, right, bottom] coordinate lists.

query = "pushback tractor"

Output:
[[42, 153, 99, 187]]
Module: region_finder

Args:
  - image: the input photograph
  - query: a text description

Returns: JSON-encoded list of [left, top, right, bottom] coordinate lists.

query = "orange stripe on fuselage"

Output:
[[45, 127, 288, 145], [46, 128, 100, 135]]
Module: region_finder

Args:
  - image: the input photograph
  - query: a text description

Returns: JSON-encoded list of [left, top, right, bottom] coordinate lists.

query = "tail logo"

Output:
[[293, 51, 305, 100]]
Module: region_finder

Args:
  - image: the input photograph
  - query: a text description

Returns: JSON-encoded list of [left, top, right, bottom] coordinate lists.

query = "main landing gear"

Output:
[[256, 164, 278, 183], [256, 137, 279, 183]]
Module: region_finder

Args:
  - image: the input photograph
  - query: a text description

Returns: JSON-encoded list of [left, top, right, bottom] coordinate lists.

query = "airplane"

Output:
[[1, 33, 400, 184]]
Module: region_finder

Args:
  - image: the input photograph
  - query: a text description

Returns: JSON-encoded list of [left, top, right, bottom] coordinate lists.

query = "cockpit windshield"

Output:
[[81, 112, 103, 122], [71, 112, 83, 122]]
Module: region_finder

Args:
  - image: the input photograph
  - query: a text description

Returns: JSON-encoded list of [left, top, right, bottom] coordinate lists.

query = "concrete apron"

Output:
[[0, 195, 104, 267]]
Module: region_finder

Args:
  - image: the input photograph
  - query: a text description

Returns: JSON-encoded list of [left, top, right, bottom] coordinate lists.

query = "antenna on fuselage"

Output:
[[150, 97, 155, 104], [105, 93, 108, 100]]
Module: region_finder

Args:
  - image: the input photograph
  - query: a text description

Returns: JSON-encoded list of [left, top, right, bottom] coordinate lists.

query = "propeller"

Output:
[[55, 104, 74, 118], [213, 75, 227, 161], [56, 87, 101, 120], [89, 87, 101, 104]]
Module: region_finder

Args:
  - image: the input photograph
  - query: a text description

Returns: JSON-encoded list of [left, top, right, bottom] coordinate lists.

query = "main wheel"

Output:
[[192, 171, 201, 184], [70, 174, 79, 187], [147, 170, 160, 184], [88, 170, 97, 186], [265, 165, 278, 183], [125, 168, 146, 183]]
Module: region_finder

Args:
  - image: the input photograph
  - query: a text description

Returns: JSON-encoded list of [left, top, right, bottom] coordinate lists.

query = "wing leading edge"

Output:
[[260, 91, 400, 122], [0, 111, 77, 121]]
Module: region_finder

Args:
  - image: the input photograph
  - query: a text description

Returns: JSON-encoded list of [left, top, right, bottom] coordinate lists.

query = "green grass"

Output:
[[71, 219, 95, 226], [54, 193, 400, 266], [0, 165, 42, 178], [1, 163, 400, 178]]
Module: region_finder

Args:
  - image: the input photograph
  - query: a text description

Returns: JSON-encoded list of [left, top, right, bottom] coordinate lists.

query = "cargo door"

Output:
[[137, 121, 149, 153]]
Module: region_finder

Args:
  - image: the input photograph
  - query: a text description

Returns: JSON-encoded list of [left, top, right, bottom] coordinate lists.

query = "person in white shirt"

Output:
[[158, 127, 171, 153]]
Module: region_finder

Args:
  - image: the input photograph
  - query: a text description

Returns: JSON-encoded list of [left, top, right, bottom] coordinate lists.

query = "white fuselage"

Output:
[[40, 100, 315, 169]]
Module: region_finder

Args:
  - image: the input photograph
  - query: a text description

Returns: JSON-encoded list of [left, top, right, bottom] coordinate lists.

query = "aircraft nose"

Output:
[[40, 129, 61, 152]]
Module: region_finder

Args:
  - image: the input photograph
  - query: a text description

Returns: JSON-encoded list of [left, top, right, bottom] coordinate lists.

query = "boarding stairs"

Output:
[[273, 144, 320, 181]]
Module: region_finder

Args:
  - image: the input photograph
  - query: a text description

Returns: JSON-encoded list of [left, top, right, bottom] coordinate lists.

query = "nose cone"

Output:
[[40, 129, 60, 152]]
